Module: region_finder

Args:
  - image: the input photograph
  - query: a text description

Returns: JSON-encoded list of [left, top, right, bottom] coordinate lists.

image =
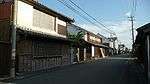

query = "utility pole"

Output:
[[11, 0, 17, 78], [128, 15, 135, 49]]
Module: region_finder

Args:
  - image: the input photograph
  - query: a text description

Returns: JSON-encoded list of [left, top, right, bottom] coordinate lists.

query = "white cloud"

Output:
[[125, 12, 131, 17]]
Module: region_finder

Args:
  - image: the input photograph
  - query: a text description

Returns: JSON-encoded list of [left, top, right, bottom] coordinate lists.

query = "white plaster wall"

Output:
[[84, 34, 87, 41], [33, 9, 55, 31], [115, 40, 119, 53], [92, 46, 94, 57], [109, 42, 114, 48], [56, 18, 66, 27], [84, 48, 86, 61], [89, 35, 101, 43], [89, 36, 94, 41], [17, 1, 33, 28]]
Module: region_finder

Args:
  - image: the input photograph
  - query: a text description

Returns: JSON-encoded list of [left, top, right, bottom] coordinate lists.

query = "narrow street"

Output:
[[0, 0, 149, 84], [2, 56, 146, 84]]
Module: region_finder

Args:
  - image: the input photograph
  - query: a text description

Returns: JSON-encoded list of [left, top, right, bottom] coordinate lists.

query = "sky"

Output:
[[40, 0, 150, 49]]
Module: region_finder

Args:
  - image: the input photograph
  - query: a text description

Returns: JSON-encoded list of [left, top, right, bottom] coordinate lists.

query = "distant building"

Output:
[[108, 37, 118, 55], [97, 33, 118, 56], [97, 33, 109, 43], [118, 44, 125, 54]]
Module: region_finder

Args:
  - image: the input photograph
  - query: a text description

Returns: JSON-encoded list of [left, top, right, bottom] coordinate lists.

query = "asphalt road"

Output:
[[1, 57, 146, 84]]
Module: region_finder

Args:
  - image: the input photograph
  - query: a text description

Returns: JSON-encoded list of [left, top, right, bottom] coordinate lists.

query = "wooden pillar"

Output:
[[70, 47, 74, 64], [84, 48, 86, 61], [100, 48, 105, 58], [77, 48, 80, 62], [55, 17, 58, 33]]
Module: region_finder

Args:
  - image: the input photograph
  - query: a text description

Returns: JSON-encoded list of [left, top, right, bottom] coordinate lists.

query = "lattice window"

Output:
[[58, 24, 67, 36], [33, 40, 62, 58]]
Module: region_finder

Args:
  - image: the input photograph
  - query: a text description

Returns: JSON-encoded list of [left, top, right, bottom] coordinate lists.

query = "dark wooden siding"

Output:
[[0, 20, 11, 41], [0, 20, 11, 76], [94, 46, 101, 58], [0, 2, 12, 20], [86, 47, 92, 60], [17, 38, 71, 73], [0, 43, 11, 76], [79, 48, 84, 61]]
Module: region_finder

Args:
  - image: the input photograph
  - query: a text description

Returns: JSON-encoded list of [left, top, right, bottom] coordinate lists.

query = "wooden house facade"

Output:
[[0, 0, 73, 77], [134, 23, 150, 82], [0, 0, 12, 77], [67, 24, 108, 63], [97, 33, 115, 56]]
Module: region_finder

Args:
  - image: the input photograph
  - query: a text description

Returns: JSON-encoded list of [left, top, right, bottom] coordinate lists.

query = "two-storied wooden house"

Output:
[[0, 0, 73, 77], [67, 24, 108, 63]]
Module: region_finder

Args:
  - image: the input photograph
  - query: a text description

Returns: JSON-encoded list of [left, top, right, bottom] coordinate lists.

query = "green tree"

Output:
[[68, 31, 84, 46], [68, 31, 85, 62]]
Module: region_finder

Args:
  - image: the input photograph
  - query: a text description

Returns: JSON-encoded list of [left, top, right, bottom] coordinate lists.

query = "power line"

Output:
[[57, 0, 121, 43], [56, 0, 115, 35], [68, 0, 116, 35], [117, 28, 136, 34], [57, 0, 93, 23], [131, 0, 137, 16], [134, 0, 137, 14]]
